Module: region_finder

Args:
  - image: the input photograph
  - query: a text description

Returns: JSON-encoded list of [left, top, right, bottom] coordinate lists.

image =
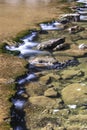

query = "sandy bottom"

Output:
[[0, 0, 66, 41]]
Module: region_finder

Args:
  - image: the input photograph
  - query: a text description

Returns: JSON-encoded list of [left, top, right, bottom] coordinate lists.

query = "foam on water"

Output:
[[78, 7, 87, 11], [26, 73, 36, 80], [78, 10, 87, 14], [21, 32, 37, 42], [80, 15, 87, 21], [18, 73, 36, 85], [68, 105, 77, 109], [77, 0, 87, 3], [14, 126, 23, 130], [40, 21, 64, 30], [5, 31, 42, 57], [13, 99, 25, 109], [17, 90, 25, 95]]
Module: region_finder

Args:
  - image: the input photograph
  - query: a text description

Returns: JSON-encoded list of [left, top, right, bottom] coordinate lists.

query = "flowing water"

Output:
[[1, 0, 87, 129], [0, 0, 65, 40]]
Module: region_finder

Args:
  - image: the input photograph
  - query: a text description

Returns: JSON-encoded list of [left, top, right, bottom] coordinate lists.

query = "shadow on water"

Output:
[[10, 106, 28, 130]]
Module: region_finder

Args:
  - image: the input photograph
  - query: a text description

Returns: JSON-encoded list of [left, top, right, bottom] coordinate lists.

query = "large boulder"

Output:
[[62, 83, 87, 105], [37, 37, 65, 50]]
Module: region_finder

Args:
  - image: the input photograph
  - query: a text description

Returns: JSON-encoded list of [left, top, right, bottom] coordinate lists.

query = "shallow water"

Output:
[[0, 0, 65, 40]]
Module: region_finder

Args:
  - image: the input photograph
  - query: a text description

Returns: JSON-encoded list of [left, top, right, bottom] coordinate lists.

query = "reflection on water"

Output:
[[0, 0, 64, 40]]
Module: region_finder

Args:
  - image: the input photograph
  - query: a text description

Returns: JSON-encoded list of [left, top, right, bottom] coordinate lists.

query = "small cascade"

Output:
[[5, 2, 85, 128]]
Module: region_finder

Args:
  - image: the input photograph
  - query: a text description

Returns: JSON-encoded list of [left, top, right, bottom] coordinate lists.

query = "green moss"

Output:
[[13, 29, 37, 42], [0, 42, 20, 56], [76, 2, 85, 7], [0, 123, 11, 130]]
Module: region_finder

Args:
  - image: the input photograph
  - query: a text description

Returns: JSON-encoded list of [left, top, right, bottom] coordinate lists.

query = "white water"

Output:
[[40, 21, 64, 30]]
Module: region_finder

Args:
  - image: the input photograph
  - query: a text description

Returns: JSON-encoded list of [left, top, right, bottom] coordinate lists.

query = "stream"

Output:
[[4, 0, 87, 130]]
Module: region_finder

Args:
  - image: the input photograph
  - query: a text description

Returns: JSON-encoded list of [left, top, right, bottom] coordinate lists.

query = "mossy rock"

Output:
[[29, 96, 61, 108], [61, 69, 83, 80], [39, 72, 61, 85], [44, 88, 58, 97], [25, 82, 46, 96], [62, 83, 87, 105]]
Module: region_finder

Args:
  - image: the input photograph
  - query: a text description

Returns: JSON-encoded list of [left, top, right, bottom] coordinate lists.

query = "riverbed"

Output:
[[1, 0, 87, 130]]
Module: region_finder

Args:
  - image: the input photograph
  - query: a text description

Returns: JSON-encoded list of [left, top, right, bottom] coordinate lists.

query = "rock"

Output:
[[37, 37, 65, 50], [29, 96, 57, 108], [44, 88, 58, 97], [68, 26, 84, 34], [78, 43, 87, 50], [41, 123, 54, 130], [61, 69, 83, 80], [60, 18, 69, 24], [62, 83, 87, 105], [29, 56, 57, 69], [21, 93, 29, 99], [39, 73, 61, 85], [61, 13, 80, 22], [53, 43, 68, 51]]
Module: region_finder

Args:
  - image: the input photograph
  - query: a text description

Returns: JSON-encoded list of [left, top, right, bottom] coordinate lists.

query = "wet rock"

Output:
[[78, 43, 87, 50], [62, 83, 87, 105], [29, 56, 57, 69], [60, 18, 69, 24], [61, 13, 80, 22], [44, 88, 58, 97], [40, 73, 61, 85], [21, 93, 29, 99], [29, 96, 57, 108], [68, 25, 84, 34], [53, 43, 68, 51], [37, 37, 65, 50]]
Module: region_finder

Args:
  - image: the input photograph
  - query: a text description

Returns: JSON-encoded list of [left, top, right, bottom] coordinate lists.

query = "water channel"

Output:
[[1, 0, 87, 129]]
